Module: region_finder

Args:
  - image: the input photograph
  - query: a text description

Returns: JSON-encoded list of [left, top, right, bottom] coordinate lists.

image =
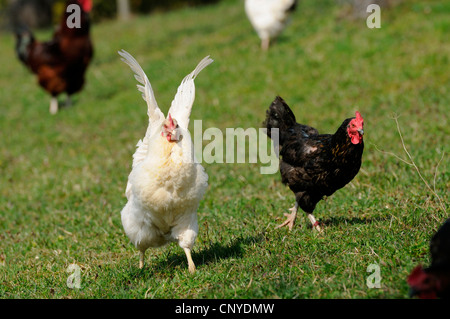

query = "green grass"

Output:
[[0, 0, 449, 299]]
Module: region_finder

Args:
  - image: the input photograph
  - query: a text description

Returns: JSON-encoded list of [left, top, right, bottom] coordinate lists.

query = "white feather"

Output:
[[118, 49, 165, 131], [167, 56, 214, 130], [119, 50, 166, 199]]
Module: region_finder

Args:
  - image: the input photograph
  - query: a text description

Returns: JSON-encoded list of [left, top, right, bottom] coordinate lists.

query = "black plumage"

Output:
[[264, 96, 365, 230]]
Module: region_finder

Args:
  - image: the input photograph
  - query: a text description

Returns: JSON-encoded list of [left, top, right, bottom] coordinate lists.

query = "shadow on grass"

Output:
[[321, 213, 389, 227], [195, 233, 266, 267], [130, 233, 267, 277]]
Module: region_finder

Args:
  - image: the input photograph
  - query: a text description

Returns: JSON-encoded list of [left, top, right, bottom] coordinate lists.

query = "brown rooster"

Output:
[[15, 0, 93, 114], [408, 218, 450, 299], [264, 96, 364, 231]]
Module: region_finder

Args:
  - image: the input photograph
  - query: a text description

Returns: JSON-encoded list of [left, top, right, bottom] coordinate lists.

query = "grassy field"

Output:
[[0, 0, 449, 299]]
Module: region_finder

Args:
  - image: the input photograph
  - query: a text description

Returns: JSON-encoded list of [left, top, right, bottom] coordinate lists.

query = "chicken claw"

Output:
[[276, 204, 298, 231]]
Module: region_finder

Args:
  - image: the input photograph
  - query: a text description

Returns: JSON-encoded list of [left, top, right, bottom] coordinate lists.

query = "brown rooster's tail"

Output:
[[263, 96, 297, 141], [15, 26, 35, 66]]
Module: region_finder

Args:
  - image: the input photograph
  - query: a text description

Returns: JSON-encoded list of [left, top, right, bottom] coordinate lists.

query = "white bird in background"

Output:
[[245, 0, 298, 50], [118, 50, 213, 273]]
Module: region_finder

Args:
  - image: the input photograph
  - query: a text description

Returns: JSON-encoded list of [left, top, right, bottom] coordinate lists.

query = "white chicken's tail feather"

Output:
[[167, 56, 213, 130], [118, 49, 164, 126], [190, 55, 214, 80]]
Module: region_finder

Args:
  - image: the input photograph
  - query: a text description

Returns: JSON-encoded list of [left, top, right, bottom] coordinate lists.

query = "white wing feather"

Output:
[[119, 49, 166, 199], [167, 56, 214, 130], [118, 49, 165, 128]]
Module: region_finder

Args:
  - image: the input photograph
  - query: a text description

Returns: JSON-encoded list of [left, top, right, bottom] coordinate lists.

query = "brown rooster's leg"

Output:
[[139, 251, 145, 269], [49, 97, 58, 115], [276, 203, 298, 231], [183, 247, 196, 274], [65, 96, 72, 108], [307, 213, 322, 232]]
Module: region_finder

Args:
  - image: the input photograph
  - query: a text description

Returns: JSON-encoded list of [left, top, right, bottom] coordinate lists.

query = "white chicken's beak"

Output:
[[170, 128, 180, 141]]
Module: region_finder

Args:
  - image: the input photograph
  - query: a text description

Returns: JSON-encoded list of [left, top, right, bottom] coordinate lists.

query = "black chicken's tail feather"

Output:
[[14, 25, 35, 65], [263, 96, 297, 140]]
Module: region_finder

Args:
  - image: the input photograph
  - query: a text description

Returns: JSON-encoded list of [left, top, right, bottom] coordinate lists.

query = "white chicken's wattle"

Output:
[[245, 0, 297, 50], [118, 50, 213, 273]]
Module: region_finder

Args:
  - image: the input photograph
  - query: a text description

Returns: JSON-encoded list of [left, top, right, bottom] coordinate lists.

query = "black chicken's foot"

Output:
[[276, 203, 298, 231]]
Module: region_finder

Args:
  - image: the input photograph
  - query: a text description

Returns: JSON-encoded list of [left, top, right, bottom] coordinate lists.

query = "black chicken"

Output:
[[264, 96, 365, 231], [408, 218, 450, 299]]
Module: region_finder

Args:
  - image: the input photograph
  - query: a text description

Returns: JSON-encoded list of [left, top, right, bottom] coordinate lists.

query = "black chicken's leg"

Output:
[[276, 202, 322, 232], [307, 213, 322, 232]]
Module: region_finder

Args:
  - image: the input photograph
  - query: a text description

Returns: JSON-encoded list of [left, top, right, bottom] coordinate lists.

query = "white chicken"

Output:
[[118, 50, 213, 273], [245, 0, 298, 50]]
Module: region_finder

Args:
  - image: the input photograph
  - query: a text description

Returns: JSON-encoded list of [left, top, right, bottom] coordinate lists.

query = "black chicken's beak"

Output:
[[358, 129, 364, 135]]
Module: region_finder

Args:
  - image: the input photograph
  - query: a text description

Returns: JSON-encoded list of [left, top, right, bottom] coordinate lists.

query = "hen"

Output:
[[408, 218, 450, 299], [119, 50, 213, 273], [15, 0, 93, 114], [245, 0, 297, 50], [264, 96, 364, 231]]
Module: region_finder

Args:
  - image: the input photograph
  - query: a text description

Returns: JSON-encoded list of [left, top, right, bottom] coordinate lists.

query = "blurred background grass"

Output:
[[0, 0, 448, 298]]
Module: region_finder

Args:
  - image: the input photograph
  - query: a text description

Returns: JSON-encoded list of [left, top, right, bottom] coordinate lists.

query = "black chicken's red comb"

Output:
[[407, 265, 425, 285]]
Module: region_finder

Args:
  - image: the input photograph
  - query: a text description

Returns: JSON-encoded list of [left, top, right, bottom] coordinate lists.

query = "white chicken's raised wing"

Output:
[[119, 50, 213, 273], [245, 0, 297, 50]]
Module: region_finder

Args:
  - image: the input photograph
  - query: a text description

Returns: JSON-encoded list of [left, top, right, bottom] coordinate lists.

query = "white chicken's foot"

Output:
[[307, 213, 322, 232], [276, 203, 298, 231], [183, 247, 196, 274], [49, 97, 58, 114], [139, 251, 145, 269]]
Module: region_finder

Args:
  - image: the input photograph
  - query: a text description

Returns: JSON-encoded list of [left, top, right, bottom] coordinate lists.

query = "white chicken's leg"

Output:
[[307, 213, 322, 232], [49, 97, 58, 114], [183, 247, 196, 274], [261, 37, 270, 51], [276, 203, 298, 230], [139, 251, 145, 269]]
